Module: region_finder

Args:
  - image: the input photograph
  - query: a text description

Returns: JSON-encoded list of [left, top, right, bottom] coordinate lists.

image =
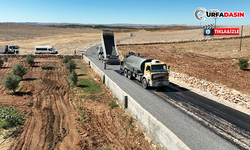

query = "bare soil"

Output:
[[0, 58, 152, 150]]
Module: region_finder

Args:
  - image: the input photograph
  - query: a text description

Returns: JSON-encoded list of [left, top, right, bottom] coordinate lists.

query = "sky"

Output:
[[0, 0, 249, 26]]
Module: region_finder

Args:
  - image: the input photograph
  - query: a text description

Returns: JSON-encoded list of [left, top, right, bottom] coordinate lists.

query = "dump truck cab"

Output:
[[142, 60, 169, 88], [0, 45, 19, 54]]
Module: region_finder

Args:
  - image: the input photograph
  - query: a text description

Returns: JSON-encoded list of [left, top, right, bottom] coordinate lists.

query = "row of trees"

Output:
[[1, 54, 35, 93], [63, 55, 78, 87], [1, 55, 78, 94]]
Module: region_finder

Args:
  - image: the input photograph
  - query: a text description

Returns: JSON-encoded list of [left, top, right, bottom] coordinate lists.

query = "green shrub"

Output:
[[96, 147, 111, 150], [3, 56, 8, 62], [103, 147, 111, 150], [76, 106, 88, 123], [66, 60, 76, 73], [12, 63, 28, 79], [69, 70, 78, 86], [238, 59, 249, 70], [0, 106, 25, 129], [3, 132, 11, 139], [27, 54, 35, 59], [1, 75, 21, 93], [109, 101, 118, 109], [0, 59, 3, 68], [25, 54, 35, 66], [62, 55, 71, 63]]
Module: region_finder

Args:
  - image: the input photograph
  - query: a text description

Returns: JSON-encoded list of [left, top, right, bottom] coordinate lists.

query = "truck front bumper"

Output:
[[149, 80, 169, 87]]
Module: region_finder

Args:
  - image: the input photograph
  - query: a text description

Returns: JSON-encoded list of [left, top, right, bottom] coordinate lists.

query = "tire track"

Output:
[[8, 59, 76, 150]]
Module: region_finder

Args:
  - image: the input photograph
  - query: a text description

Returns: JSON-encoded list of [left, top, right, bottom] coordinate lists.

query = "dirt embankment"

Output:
[[0, 58, 153, 150]]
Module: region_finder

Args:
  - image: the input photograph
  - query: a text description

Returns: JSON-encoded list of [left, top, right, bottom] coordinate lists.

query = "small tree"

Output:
[[66, 60, 76, 73], [69, 70, 78, 86], [0, 59, 3, 68], [12, 63, 28, 79], [2, 75, 21, 94], [3, 56, 8, 62], [0, 106, 25, 129], [238, 59, 249, 70], [62, 55, 71, 64], [27, 54, 35, 59], [25, 54, 35, 66]]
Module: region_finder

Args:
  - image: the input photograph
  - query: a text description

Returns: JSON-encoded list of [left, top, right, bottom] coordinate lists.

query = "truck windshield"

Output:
[[151, 65, 167, 72], [9, 45, 19, 49], [49, 48, 55, 51]]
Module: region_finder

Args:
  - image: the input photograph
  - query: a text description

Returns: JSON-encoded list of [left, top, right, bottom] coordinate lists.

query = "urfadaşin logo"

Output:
[[195, 8, 245, 21]]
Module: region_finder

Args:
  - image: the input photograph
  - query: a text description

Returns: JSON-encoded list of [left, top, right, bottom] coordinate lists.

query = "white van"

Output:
[[35, 46, 58, 54]]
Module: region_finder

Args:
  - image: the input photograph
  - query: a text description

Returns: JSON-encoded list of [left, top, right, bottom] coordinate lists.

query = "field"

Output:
[[0, 24, 128, 54], [0, 58, 152, 150], [118, 25, 250, 45]]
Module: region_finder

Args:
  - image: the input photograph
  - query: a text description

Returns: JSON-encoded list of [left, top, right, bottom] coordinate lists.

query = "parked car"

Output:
[[35, 46, 58, 54]]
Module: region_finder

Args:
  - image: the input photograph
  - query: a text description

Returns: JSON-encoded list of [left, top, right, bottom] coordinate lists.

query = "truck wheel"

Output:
[[124, 69, 128, 77], [128, 71, 132, 80], [142, 78, 148, 89]]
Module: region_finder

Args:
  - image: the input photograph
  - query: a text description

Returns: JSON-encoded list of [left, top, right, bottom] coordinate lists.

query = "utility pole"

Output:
[[214, 18, 217, 28], [239, 25, 243, 51]]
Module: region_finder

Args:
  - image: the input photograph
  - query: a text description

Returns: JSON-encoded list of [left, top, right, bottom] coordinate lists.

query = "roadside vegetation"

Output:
[[1, 75, 21, 94], [1, 63, 28, 94], [109, 100, 119, 109], [0, 106, 26, 140], [66, 60, 76, 73], [238, 58, 249, 70], [62, 55, 71, 64], [3, 56, 8, 62], [75, 106, 88, 123], [25, 54, 35, 66], [0, 106, 25, 129], [12, 63, 27, 79], [69, 70, 78, 87], [0, 58, 3, 68], [96, 147, 111, 150]]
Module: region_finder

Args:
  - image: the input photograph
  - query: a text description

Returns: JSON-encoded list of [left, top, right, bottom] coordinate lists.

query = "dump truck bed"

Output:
[[101, 30, 119, 64], [0, 47, 7, 54]]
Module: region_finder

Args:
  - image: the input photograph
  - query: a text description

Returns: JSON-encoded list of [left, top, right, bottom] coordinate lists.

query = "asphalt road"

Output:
[[84, 36, 244, 150]]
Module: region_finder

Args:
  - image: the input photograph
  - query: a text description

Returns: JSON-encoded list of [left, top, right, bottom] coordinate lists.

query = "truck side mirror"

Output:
[[168, 65, 171, 70]]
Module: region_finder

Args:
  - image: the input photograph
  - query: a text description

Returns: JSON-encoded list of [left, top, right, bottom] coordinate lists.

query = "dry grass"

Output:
[[118, 25, 250, 45], [154, 37, 250, 58]]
